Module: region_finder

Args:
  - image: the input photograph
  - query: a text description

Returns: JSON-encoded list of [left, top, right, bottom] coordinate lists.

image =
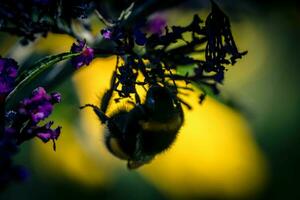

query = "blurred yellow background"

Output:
[[2, 1, 300, 200]]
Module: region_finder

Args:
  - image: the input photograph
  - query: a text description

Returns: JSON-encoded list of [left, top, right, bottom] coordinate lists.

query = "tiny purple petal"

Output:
[[36, 132, 51, 142], [18, 87, 58, 123], [18, 107, 27, 115], [101, 29, 112, 39], [73, 59, 84, 69], [0, 57, 19, 95], [21, 98, 31, 106], [31, 87, 51, 102], [45, 121, 54, 129], [71, 40, 94, 69], [35, 122, 61, 151], [0, 82, 10, 94], [146, 14, 167, 36], [71, 39, 86, 53], [32, 87, 47, 96], [4, 127, 17, 138], [53, 126, 61, 140], [51, 92, 61, 103], [31, 112, 45, 122], [82, 47, 94, 65], [7, 67, 18, 78]]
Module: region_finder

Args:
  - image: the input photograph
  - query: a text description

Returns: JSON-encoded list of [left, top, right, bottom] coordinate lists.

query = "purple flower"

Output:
[[31, 87, 50, 101], [101, 29, 112, 39], [35, 122, 61, 142], [71, 39, 94, 69], [0, 57, 19, 96], [18, 87, 60, 123], [51, 92, 61, 103], [28, 121, 61, 151], [18, 121, 61, 151], [7, 87, 62, 150], [31, 103, 53, 123], [146, 14, 167, 36], [100, 27, 125, 41]]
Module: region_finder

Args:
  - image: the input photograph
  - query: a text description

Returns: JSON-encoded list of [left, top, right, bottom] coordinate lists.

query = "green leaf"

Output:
[[5, 52, 80, 109]]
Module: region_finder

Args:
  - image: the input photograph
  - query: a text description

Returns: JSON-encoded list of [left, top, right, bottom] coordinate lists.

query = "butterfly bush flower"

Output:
[[100, 27, 125, 42], [95, 2, 247, 107], [51, 92, 62, 103], [101, 29, 113, 40], [26, 121, 61, 151], [0, 1, 96, 44], [0, 57, 18, 96], [0, 59, 61, 188], [70, 39, 94, 69], [146, 14, 167, 36], [15, 87, 62, 149], [0, 57, 24, 188], [18, 87, 55, 122], [34, 122, 61, 142]]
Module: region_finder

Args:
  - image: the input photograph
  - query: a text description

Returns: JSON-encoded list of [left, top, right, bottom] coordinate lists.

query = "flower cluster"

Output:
[[70, 40, 94, 69], [97, 2, 247, 107], [12, 87, 62, 148], [0, 57, 18, 96], [1, 56, 61, 189], [145, 14, 167, 36], [0, 0, 95, 44], [101, 29, 113, 40]]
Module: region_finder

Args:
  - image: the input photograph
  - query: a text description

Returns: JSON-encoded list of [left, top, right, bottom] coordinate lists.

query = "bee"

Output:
[[81, 85, 184, 169]]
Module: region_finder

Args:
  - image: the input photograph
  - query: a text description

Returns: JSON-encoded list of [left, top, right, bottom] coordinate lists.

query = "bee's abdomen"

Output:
[[139, 115, 183, 155]]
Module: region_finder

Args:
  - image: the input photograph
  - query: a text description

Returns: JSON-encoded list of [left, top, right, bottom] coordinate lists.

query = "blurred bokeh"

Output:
[[1, 0, 300, 199]]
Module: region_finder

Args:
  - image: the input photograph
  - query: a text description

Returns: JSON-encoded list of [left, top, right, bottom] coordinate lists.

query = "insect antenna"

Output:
[[80, 104, 109, 124]]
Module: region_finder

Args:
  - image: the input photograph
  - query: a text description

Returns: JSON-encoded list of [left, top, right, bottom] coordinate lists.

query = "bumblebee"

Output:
[[81, 85, 184, 169]]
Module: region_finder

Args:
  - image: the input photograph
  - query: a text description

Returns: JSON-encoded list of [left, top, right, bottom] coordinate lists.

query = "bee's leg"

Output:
[[100, 88, 114, 114], [100, 69, 118, 113], [80, 104, 109, 124], [176, 96, 192, 110]]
